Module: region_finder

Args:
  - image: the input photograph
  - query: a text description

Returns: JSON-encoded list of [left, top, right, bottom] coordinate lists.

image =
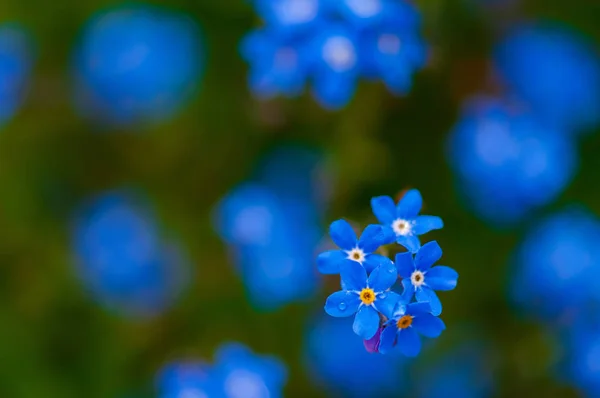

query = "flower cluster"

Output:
[[317, 189, 457, 356], [241, 0, 427, 109]]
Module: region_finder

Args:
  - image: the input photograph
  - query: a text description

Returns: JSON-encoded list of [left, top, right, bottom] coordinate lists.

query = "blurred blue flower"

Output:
[[211, 343, 287, 398], [371, 189, 444, 253], [72, 191, 189, 317], [157, 361, 216, 398], [325, 0, 388, 29], [379, 301, 445, 357], [74, 5, 203, 127], [304, 316, 410, 397], [214, 183, 320, 310], [448, 96, 577, 226], [415, 345, 494, 398], [511, 209, 600, 319], [317, 220, 392, 274], [396, 241, 458, 316], [324, 260, 401, 339], [565, 318, 600, 397], [0, 24, 33, 127], [253, 0, 322, 34], [494, 22, 600, 133]]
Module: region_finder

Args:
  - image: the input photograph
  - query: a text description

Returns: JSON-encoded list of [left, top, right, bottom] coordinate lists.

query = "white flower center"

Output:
[[224, 369, 270, 398], [275, 0, 318, 25], [378, 34, 401, 55], [411, 270, 425, 287], [346, 247, 366, 263], [392, 218, 412, 236], [322, 36, 356, 72], [346, 0, 382, 17]]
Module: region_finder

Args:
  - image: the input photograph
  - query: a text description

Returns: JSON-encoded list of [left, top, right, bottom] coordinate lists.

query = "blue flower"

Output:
[[72, 191, 190, 317], [371, 189, 443, 253], [567, 319, 600, 396], [494, 22, 600, 133], [157, 361, 217, 398], [253, 0, 322, 34], [395, 241, 457, 316], [309, 24, 361, 109], [379, 301, 445, 357], [211, 343, 287, 398], [0, 23, 33, 127], [73, 5, 203, 127], [304, 316, 410, 397], [317, 219, 393, 274], [325, 0, 388, 29], [447, 96, 577, 226], [240, 29, 310, 99], [324, 260, 401, 339], [511, 209, 600, 318]]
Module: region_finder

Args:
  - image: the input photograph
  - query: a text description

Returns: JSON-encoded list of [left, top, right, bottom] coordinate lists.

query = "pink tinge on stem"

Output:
[[363, 327, 383, 353]]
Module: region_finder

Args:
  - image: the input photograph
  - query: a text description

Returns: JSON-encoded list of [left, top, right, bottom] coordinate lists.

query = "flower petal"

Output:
[[329, 219, 357, 250], [378, 325, 398, 354], [363, 253, 391, 274], [375, 291, 402, 319], [397, 327, 421, 357], [412, 314, 446, 338], [340, 261, 367, 291], [400, 278, 415, 303], [353, 305, 380, 340], [397, 234, 421, 253], [363, 327, 383, 353], [395, 251, 415, 278], [371, 195, 397, 224], [406, 301, 432, 316], [358, 224, 391, 253], [396, 189, 422, 218], [416, 286, 442, 316], [415, 241, 442, 271], [316, 250, 347, 274], [324, 291, 361, 317], [426, 266, 458, 291], [368, 258, 397, 292], [413, 215, 444, 235]]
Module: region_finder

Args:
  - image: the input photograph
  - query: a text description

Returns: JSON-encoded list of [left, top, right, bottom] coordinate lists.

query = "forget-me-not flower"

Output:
[[371, 189, 443, 253], [317, 219, 393, 274], [379, 301, 445, 357], [325, 259, 401, 339], [396, 241, 457, 316], [157, 361, 216, 398]]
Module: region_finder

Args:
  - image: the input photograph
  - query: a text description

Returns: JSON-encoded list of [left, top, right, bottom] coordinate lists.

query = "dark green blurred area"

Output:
[[0, 0, 599, 397]]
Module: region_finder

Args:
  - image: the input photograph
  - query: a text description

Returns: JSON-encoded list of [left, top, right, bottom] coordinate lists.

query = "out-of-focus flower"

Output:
[[565, 318, 600, 397], [324, 260, 401, 339], [242, 0, 426, 110], [448, 96, 577, 226], [211, 343, 287, 398], [494, 22, 600, 133], [317, 220, 392, 274], [304, 316, 409, 397], [396, 241, 458, 316], [72, 191, 189, 317], [0, 24, 33, 127], [379, 301, 445, 357], [371, 189, 444, 253], [415, 345, 494, 398], [157, 361, 216, 398], [511, 209, 600, 319], [73, 5, 203, 127]]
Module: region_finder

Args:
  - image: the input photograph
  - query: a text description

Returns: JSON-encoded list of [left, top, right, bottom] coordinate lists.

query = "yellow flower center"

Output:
[[359, 288, 376, 305], [396, 315, 413, 329]]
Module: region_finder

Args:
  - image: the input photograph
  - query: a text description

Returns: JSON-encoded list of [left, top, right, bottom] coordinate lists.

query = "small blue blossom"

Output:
[[379, 301, 446, 357], [324, 260, 401, 339], [396, 241, 457, 316], [73, 5, 203, 126], [0, 23, 33, 127], [212, 343, 287, 398], [317, 219, 393, 274], [494, 22, 600, 133], [254, 0, 322, 35], [157, 361, 216, 398], [325, 0, 388, 29], [371, 189, 443, 253]]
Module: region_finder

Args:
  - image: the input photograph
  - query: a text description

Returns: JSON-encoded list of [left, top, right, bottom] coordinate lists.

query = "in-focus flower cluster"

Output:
[[157, 343, 287, 398], [317, 189, 457, 356], [241, 0, 427, 109]]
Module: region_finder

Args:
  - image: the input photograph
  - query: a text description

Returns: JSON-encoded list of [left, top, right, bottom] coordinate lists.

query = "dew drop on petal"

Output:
[[379, 293, 386, 299], [338, 302, 347, 311]]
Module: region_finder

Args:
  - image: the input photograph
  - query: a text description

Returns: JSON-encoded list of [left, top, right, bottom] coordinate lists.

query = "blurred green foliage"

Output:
[[0, 0, 598, 397]]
